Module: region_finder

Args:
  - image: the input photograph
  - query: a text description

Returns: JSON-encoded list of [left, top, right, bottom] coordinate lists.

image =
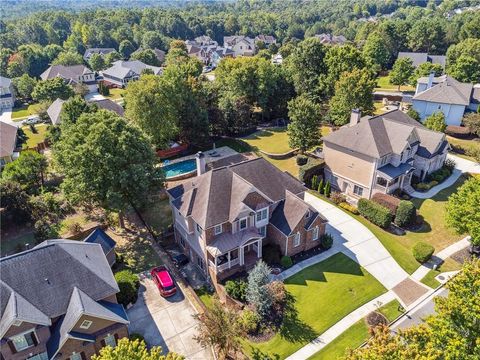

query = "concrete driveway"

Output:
[[127, 277, 212, 359]]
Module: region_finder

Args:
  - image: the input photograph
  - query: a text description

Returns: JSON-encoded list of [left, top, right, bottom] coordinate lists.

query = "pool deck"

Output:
[[161, 146, 239, 167]]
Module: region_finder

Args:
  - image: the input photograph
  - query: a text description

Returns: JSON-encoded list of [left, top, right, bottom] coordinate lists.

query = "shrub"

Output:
[[371, 193, 401, 215], [67, 221, 83, 235], [407, 108, 420, 122], [280, 256, 293, 268], [225, 279, 247, 302], [320, 233, 334, 250], [130, 333, 145, 342], [311, 175, 319, 190], [395, 200, 416, 227], [444, 159, 456, 171], [330, 191, 346, 205], [296, 154, 308, 166], [115, 270, 140, 306], [317, 178, 324, 194], [358, 198, 393, 228], [445, 125, 471, 138], [267, 281, 288, 321], [412, 242, 435, 263], [298, 157, 325, 184], [239, 309, 260, 334], [339, 202, 359, 214], [466, 147, 480, 162], [34, 218, 58, 242], [262, 244, 281, 265], [324, 181, 331, 197]]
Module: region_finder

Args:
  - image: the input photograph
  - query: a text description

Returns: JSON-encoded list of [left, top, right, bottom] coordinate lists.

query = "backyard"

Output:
[[375, 75, 415, 92], [104, 88, 126, 101], [245, 253, 386, 359], [20, 124, 48, 149], [11, 103, 44, 120]]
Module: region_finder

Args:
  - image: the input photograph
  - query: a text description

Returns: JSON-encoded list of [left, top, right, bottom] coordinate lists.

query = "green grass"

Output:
[[374, 101, 387, 115], [375, 75, 415, 92], [0, 232, 35, 256], [447, 136, 480, 162], [12, 103, 44, 119], [243, 128, 293, 154], [213, 138, 252, 153], [194, 286, 215, 309], [263, 156, 299, 177], [244, 253, 386, 359], [420, 257, 462, 288], [20, 124, 48, 149], [308, 300, 404, 360], [140, 198, 173, 236], [105, 88, 126, 100]]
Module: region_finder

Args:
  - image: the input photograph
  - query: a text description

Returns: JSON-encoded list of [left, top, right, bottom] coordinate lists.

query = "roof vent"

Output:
[[45, 278, 50, 284]]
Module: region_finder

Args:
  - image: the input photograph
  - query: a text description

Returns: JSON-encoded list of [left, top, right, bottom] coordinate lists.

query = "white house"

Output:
[[40, 65, 97, 93], [224, 36, 256, 57], [0, 76, 15, 109], [412, 73, 480, 126]]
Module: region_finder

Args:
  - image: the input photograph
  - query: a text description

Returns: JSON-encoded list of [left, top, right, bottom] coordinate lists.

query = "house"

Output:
[[0, 121, 18, 168], [0, 240, 129, 360], [167, 155, 327, 284], [223, 36, 256, 57], [89, 99, 124, 117], [83, 48, 116, 61], [40, 65, 97, 93], [186, 43, 233, 67], [47, 98, 65, 125], [314, 33, 347, 45], [130, 48, 165, 64], [101, 60, 162, 88], [193, 35, 218, 46], [0, 76, 15, 109], [322, 109, 449, 200], [255, 35, 276, 48], [397, 52, 446, 68], [84, 228, 116, 266], [412, 73, 480, 126]]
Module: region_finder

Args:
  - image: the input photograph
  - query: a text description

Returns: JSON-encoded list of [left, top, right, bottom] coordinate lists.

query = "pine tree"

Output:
[[324, 181, 331, 197], [318, 178, 324, 194]]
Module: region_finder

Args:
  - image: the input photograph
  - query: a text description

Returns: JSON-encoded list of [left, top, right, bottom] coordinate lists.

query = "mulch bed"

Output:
[[247, 328, 276, 343]]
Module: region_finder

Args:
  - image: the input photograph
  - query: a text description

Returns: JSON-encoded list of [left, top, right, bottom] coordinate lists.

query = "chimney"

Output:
[[427, 71, 435, 89], [350, 109, 361, 127], [196, 151, 206, 176]]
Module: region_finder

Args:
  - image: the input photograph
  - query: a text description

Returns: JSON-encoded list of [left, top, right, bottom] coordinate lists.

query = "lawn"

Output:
[[374, 101, 387, 115], [447, 136, 480, 162], [140, 198, 173, 236], [104, 88, 126, 100], [12, 103, 44, 120], [20, 124, 48, 149], [243, 128, 293, 154], [263, 156, 299, 177], [194, 286, 215, 309], [244, 253, 386, 359], [308, 300, 404, 360], [375, 75, 415, 92], [420, 257, 462, 289]]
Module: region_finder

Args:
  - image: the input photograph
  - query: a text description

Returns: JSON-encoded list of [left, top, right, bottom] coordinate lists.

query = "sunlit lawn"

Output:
[[21, 124, 48, 149], [243, 128, 293, 154], [447, 136, 480, 162], [420, 257, 462, 289], [244, 253, 386, 359], [375, 75, 415, 92], [194, 286, 215, 309], [104, 88, 126, 100], [12, 103, 44, 119]]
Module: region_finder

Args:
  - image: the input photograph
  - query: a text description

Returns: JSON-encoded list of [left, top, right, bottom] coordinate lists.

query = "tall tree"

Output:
[[52, 51, 84, 66], [410, 62, 444, 85], [287, 95, 321, 152], [390, 58, 415, 91], [130, 49, 161, 66], [92, 338, 183, 360], [0, 180, 32, 227], [424, 112, 446, 132], [363, 32, 391, 71], [447, 55, 480, 83], [88, 53, 106, 71], [407, 18, 447, 54], [60, 96, 97, 126], [32, 78, 74, 102], [246, 260, 273, 320], [2, 151, 48, 194], [328, 68, 376, 126], [13, 74, 37, 100], [119, 40, 135, 59], [142, 31, 166, 50]]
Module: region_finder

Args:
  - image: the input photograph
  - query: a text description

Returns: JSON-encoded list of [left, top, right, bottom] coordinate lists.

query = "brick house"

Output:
[[0, 240, 129, 360], [167, 155, 327, 284]]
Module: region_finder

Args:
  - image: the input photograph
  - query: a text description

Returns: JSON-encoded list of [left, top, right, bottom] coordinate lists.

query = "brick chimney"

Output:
[[350, 109, 361, 127], [196, 151, 206, 176]]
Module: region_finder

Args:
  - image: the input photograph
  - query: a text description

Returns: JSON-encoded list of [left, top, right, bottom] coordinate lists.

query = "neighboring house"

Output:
[[84, 228, 117, 266], [0, 240, 129, 360], [0, 76, 15, 109], [223, 36, 256, 57], [101, 60, 162, 88], [186, 42, 233, 67], [47, 98, 65, 125], [272, 53, 283, 65], [412, 73, 480, 126], [397, 52, 446, 68], [0, 121, 18, 168], [255, 35, 276, 48], [322, 109, 449, 200], [89, 99, 125, 117], [40, 65, 97, 93], [167, 155, 327, 284], [314, 33, 347, 45], [130, 48, 165, 64], [193, 35, 218, 46], [83, 48, 116, 61]]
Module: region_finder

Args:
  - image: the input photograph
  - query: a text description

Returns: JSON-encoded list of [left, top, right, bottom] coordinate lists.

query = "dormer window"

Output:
[[214, 224, 222, 235], [256, 208, 268, 222], [239, 217, 248, 230], [80, 320, 92, 329], [10, 330, 37, 352]]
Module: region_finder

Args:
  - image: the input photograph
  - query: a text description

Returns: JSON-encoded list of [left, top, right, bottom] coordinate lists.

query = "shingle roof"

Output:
[[0, 76, 12, 88], [83, 48, 116, 60], [413, 76, 473, 106], [0, 121, 17, 157], [206, 228, 262, 256], [84, 228, 116, 255], [40, 65, 93, 82], [397, 52, 446, 68], [47, 98, 65, 125], [90, 99, 124, 116], [322, 110, 446, 159], [102, 60, 162, 79]]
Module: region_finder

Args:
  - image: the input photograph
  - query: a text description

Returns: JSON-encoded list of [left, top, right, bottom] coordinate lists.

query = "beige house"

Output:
[[322, 109, 449, 200], [0, 121, 18, 169]]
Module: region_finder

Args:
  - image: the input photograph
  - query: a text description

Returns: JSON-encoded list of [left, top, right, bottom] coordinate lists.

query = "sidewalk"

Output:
[[286, 291, 396, 360]]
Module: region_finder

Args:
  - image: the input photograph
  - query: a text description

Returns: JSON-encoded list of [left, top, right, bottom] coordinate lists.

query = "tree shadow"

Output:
[[278, 292, 317, 343], [250, 347, 280, 360]]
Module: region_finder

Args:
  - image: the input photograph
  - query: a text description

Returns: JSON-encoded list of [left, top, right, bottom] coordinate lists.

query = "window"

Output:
[[104, 334, 116, 348], [353, 185, 363, 196], [239, 217, 248, 230], [10, 331, 37, 352], [27, 352, 48, 360], [256, 208, 268, 222], [259, 225, 267, 237], [312, 226, 319, 241], [293, 233, 301, 247], [214, 224, 222, 235], [70, 353, 82, 360], [79, 320, 92, 329], [376, 177, 388, 187]]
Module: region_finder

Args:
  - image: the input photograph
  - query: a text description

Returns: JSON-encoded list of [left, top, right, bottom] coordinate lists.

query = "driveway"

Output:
[[127, 277, 212, 359]]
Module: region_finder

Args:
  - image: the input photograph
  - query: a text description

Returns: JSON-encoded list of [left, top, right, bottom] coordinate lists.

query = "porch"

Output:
[[374, 162, 415, 195]]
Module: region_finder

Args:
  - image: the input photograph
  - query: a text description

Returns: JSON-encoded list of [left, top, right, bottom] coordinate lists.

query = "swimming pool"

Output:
[[162, 159, 197, 179]]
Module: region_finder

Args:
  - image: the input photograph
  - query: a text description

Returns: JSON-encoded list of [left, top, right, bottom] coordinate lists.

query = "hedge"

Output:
[[445, 125, 471, 138], [298, 157, 325, 186], [371, 193, 400, 215], [115, 270, 140, 306], [358, 198, 393, 228], [320, 233, 334, 250], [339, 202, 359, 214], [412, 242, 435, 263], [394, 200, 416, 227]]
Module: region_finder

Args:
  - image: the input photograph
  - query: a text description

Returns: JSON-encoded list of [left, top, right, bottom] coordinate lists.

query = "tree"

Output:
[[0, 180, 32, 227], [446, 177, 480, 246], [60, 96, 97, 126], [447, 55, 480, 83], [328, 68, 376, 126], [52, 51, 84, 66], [407, 18, 447, 54], [446, 38, 480, 71], [119, 40, 135, 59], [410, 62, 444, 85], [287, 95, 321, 152], [142, 31, 166, 50], [193, 297, 245, 360], [32, 78, 74, 102], [104, 51, 122, 67], [363, 32, 391, 71], [115, 270, 139, 306], [130, 49, 161, 66], [54, 110, 163, 223], [246, 260, 273, 320], [89, 53, 106, 71], [2, 151, 48, 194], [424, 112, 446, 132], [13, 74, 37, 100], [390, 58, 414, 91], [463, 112, 480, 137], [92, 338, 183, 360], [407, 108, 421, 122]]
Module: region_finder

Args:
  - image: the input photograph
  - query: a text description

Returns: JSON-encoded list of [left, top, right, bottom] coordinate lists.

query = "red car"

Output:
[[151, 266, 177, 297]]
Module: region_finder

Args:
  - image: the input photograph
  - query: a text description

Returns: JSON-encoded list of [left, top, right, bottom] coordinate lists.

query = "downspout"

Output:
[[368, 157, 379, 199]]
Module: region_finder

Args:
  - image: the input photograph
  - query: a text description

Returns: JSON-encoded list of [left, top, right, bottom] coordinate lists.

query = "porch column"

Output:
[[240, 246, 245, 266], [214, 256, 217, 271], [227, 251, 231, 269], [257, 239, 262, 258]]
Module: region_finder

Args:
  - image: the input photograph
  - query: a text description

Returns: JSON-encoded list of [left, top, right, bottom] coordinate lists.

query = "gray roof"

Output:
[[413, 75, 473, 106], [323, 110, 446, 159], [83, 48, 116, 60], [224, 35, 255, 47], [206, 227, 262, 256], [0, 240, 119, 332], [377, 162, 414, 181], [102, 60, 162, 79], [47, 98, 65, 125], [40, 64, 93, 82], [84, 228, 116, 254], [91, 98, 124, 116], [397, 52, 446, 68], [0, 121, 17, 157], [0, 76, 12, 88], [314, 33, 347, 45], [168, 157, 307, 229]]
